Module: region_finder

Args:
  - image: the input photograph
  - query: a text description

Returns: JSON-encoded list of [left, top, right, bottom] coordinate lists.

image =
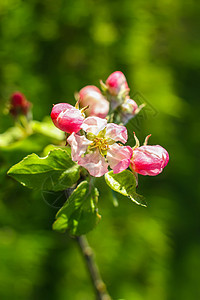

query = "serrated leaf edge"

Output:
[[7, 148, 72, 176]]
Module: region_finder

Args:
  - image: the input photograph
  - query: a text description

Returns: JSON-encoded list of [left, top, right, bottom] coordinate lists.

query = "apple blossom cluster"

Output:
[[51, 71, 169, 178]]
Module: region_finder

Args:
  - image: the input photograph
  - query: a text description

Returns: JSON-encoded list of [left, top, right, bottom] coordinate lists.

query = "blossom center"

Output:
[[89, 137, 109, 156]]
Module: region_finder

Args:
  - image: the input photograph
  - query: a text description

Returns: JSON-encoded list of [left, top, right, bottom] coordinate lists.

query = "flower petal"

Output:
[[107, 144, 133, 174], [105, 123, 128, 144], [81, 116, 107, 135], [78, 150, 108, 177], [67, 133, 92, 162]]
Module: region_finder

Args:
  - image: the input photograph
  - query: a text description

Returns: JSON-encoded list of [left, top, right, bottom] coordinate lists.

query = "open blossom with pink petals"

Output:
[[130, 144, 169, 176], [79, 85, 109, 118], [51, 103, 84, 134], [67, 116, 133, 177]]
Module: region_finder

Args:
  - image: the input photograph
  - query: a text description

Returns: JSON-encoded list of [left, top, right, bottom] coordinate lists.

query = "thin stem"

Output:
[[76, 235, 112, 300]]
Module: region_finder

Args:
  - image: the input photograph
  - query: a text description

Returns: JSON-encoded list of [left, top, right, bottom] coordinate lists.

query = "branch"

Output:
[[76, 235, 112, 300]]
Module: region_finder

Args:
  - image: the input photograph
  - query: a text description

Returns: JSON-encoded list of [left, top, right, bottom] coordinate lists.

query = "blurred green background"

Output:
[[0, 0, 200, 299]]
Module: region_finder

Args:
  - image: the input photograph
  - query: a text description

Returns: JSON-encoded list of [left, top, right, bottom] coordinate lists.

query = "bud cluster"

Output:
[[100, 71, 144, 124]]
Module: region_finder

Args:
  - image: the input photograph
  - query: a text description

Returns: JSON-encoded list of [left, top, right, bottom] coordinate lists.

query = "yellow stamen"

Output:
[[89, 137, 109, 156]]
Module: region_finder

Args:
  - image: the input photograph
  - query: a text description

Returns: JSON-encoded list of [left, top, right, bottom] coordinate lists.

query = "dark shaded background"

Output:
[[0, 0, 200, 299]]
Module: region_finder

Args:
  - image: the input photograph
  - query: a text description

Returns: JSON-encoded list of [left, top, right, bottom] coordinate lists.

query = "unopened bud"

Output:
[[106, 71, 129, 96], [130, 142, 169, 176], [119, 98, 145, 124], [79, 85, 109, 118], [120, 98, 138, 124], [9, 92, 31, 117], [51, 103, 84, 134]]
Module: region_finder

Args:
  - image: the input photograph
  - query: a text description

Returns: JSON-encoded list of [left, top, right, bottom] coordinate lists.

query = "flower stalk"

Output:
[[76, 235, 112, 300]]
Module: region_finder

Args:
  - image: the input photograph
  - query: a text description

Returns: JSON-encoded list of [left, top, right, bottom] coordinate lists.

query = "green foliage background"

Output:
[[0, 0, 199, 299]]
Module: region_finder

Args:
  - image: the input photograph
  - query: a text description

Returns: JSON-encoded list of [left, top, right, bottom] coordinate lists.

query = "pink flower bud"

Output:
[[11, 92, 26, 106], [10, 92, 31, 116], [120, 98, 138, 124], [106, 71, 129, 96], [130, 145, 169, 176], [51, 103, 84, 134], [79, 85, 109, 118], [122, 98, 138, 114], [79, 85, 101, 98]]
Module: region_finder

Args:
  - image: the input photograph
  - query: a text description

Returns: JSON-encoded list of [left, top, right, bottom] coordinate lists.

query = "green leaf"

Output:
[[105, 170, 146, 207], [7, 149, 80, 191], [43, 144, 71, 156], [53, 181, 101, 235]]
